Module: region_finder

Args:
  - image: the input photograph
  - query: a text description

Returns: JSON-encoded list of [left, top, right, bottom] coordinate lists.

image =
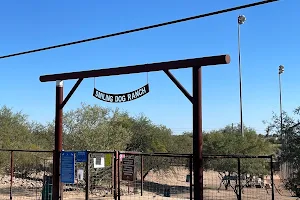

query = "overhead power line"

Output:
[[0, 0, 278, 60]]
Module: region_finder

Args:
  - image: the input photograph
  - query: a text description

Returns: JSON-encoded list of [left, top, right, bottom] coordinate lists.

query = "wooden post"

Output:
[[141, 155, 143, 196], [85, 151, 90, 200]]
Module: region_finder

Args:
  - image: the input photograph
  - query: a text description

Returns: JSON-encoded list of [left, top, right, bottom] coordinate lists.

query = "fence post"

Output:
[[141, 155, 143, 196], [237, 157, 242, 200], [270, 156, 275, 200], [117, 151, 121, 200], [189, 155, 193, 200], [10, 151, 14, 200], [113, 151, 117, 200], [85, 151, 90, 200]]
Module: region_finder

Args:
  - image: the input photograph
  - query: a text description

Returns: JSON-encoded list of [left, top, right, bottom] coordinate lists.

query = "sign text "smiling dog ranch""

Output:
[[93, 84, 150, 103]]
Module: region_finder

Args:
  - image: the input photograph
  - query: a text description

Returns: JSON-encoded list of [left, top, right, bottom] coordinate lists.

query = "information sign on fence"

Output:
[[76, 151, 87, 162], [61, 151, 75, 184], [105, 154, 112, 166], [122, 157, 135, 181]]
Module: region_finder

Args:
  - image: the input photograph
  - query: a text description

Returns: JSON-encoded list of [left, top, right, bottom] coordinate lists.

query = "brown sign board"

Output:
[[93, 84, 149, 103], [122, 157, 135, 181], [271, 161, 280, 172]]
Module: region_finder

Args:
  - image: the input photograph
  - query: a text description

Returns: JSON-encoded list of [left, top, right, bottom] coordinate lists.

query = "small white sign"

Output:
[[93, 157, 105, 168], [77, 169, 84, 181]]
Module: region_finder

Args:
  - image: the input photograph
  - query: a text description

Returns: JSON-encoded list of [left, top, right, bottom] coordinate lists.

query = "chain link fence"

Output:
[[118, 152, 192, 200], [202, 155, 275, 200], [0, 150, 53, 200], [0, 150, 290, 200], [89, 151, 114, 199], [59, 151, 115, 200]]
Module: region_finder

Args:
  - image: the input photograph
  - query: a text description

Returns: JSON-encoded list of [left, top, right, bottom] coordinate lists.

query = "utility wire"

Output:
[[0, 0, 278, 60]]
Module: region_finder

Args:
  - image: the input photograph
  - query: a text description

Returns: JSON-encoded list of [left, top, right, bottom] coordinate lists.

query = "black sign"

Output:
[[272, 161, 280, 172], [122, 157, 135, 181], [93, 84, 149, 103]]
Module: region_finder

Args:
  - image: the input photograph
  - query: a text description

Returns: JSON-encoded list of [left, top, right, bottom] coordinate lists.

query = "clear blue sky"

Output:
[[0, 0, 299, 134]]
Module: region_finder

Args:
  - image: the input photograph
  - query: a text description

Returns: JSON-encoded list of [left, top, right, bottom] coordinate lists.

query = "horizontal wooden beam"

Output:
[[40, 54, 230, 82]]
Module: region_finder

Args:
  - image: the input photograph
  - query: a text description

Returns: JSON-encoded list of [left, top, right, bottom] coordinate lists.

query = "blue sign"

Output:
[[61, 151, 75, 184], [76, 151, 88, 162]]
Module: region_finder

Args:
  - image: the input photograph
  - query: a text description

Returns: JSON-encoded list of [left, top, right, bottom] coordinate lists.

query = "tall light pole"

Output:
[[279, 65, 284, 142], [238, 15, 246, 137]]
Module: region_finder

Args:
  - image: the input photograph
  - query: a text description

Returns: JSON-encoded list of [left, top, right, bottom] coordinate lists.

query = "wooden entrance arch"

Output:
[[39, 54, 231, 200]]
